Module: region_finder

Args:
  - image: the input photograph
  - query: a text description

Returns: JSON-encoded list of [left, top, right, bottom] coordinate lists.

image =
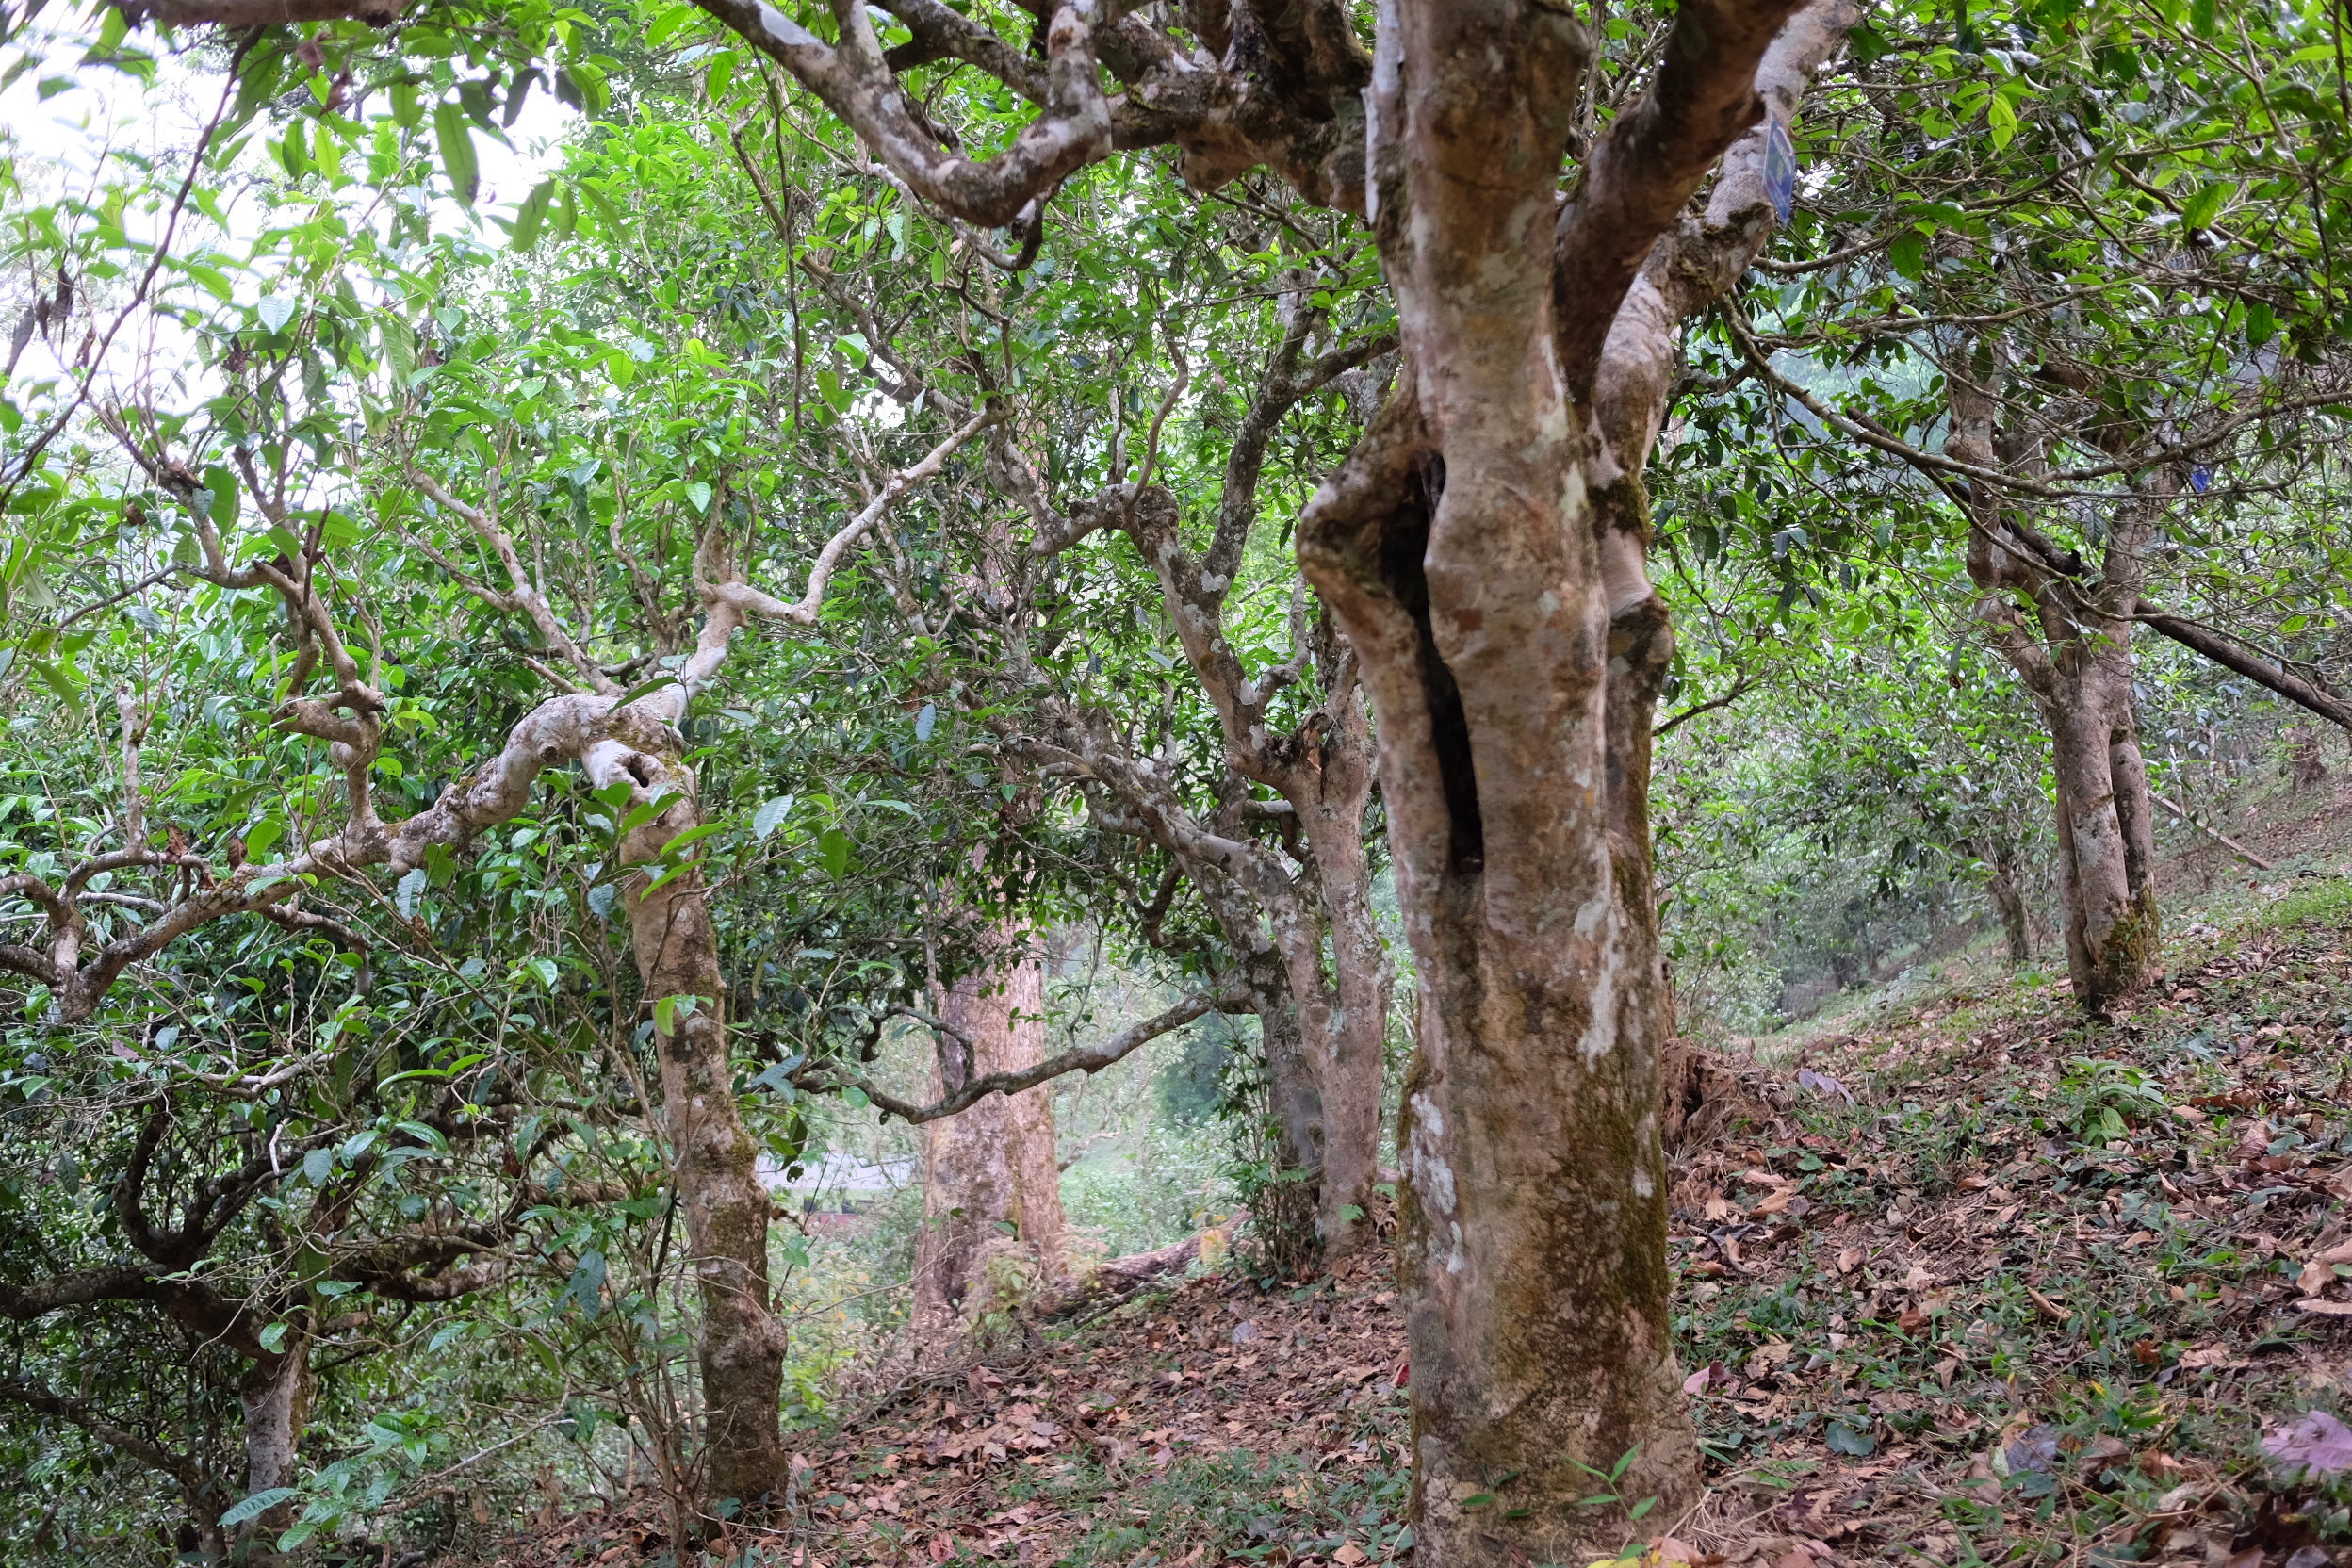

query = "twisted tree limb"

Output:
[[812, 986, 1250, 1124]]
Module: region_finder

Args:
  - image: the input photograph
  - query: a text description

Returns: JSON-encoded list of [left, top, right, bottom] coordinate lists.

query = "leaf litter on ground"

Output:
[[490, 886, 2352, 1567]]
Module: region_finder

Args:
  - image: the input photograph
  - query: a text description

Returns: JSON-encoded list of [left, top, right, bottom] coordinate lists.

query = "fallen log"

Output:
[[1032, 1225, 1233, 1319]]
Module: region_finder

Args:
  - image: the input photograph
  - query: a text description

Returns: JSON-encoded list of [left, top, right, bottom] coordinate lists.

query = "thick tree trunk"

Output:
[[1296, 2, 1749, 1552], [913, 935, 1068, 1331]]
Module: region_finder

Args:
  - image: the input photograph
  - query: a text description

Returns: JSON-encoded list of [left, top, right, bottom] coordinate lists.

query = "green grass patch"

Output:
[[2260, 873, 2352, 933]]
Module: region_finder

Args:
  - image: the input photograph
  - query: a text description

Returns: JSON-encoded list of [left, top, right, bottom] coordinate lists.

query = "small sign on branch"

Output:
[[1764, 113, 1798, 225]]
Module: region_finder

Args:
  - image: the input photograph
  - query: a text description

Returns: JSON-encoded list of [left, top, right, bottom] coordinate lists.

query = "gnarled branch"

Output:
[[815, 986, 1250, 1123]]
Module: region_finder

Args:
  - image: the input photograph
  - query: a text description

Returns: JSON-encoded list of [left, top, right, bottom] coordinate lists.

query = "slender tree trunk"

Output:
[[1948, 350, 2162, 1013], [2289, 724, 2328, 788], [1984, 841, 2031, 964], [237, 1333, 309, 1534], [914, 932, 1068, 1331], [619, 763, 787, 1516], [2033, 662, 2160, 1005], [1295, 705, 1391, 1248]]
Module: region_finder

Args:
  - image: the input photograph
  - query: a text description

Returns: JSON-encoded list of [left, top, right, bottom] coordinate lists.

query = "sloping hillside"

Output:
[[488, 880, 2352, 1568]]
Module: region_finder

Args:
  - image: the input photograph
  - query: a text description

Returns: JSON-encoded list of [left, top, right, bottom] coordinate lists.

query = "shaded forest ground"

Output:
[[491, 775, 2352, 1568]]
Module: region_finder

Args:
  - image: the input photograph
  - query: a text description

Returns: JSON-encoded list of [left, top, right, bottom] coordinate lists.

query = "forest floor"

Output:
[[490, 782, 2352, 1568]]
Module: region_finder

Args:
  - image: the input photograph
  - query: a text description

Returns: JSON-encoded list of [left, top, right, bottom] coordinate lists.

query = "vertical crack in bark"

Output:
[[1378, 460, 1484, 877]]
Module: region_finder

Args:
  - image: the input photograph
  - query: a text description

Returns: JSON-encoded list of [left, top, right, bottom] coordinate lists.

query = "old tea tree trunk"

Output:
[[1297, 4, 1810, 1558], [912, 928, 1070, 1332], [1942, 361, 2162, 1011], [676, 0, 1815, 1557]]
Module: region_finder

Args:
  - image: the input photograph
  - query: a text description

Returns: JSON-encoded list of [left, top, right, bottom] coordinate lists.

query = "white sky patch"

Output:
[[2, 24, 572, 415]]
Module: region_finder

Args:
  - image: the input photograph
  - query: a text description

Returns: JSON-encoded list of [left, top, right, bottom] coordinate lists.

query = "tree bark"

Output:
[[237, 1336, 310, 1534], [2289, 724, 2328, 788], [914, 932, 1068, 1331], [1949, 364, 2161, 1012], [1295, 0, 1805, 1553], [1291, 695, 1390, 1246], [621, 776, 789, 1514], [1984, 841, 2032, 964], [690, 0, 1836, 1551]]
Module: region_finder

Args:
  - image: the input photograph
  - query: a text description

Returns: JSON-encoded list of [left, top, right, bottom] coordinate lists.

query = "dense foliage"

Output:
[[3, 0, 2350, 1560]]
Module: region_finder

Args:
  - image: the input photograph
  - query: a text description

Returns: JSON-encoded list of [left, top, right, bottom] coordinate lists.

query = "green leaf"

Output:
[[685, 480, 713, 514], [258, 1322, 289, 1353], [433, 102, 479, 206], [611, 673, 679, 710], [753, 793, 794, 841], [203, 465, 239, 525], [1985, 93, 2017, 151], [509, 178, 556, 252], [2181, 182, 2230, 231], [302, 1147, 332, 1185], [1825, 1420, 1877, 1456], [220, 1487, 298, 1527], [255, 295, 298, 334], [244, 817, 286, 861], [656, 821, 725, 858], [819, 825, 853, 877], [380, 315, 416, 385], [1889, 229, 1927, 281], [645, 2, 697, 45]]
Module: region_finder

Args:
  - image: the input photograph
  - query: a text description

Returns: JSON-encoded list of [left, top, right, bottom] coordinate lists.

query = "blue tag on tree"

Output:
[[1764, 113, 1797, 224], [2189, 464, 2212, 494]]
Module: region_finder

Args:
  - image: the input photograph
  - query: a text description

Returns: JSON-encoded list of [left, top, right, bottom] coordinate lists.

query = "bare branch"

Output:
[[2137, 609, 2352, 734], [1554, 0, 1810, 393], [701, 406, 998, 629], [406, 471, 614, 694], [820, 987, 1250, 1123], [123, 0, 400, 25], [0, 1376, 207, 1497], [694, 0, 1109, 227], [2151, 792, 2273, 871]]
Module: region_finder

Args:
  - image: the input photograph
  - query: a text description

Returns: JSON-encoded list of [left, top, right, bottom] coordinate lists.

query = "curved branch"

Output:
[[0, 1376, 207, 1497], [702, 406, 999, 629], [1554, 0, 1811, 393], [819, 986, 1250, 1123], [694, 0, 1109, 227]]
